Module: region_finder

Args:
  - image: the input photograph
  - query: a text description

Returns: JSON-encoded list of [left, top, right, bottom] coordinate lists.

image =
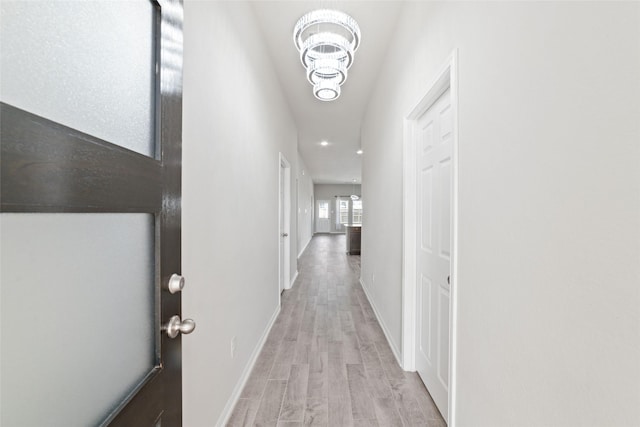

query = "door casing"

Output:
[[402, 49, 459, 426], [279, 153, 291, 293]]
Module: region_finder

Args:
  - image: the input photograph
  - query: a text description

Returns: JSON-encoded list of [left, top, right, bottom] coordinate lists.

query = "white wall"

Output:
[[314, 184, 362, 233], [182, 2, 300, 425], [361, 2, 640, 426], [296, 152, 314, 258]]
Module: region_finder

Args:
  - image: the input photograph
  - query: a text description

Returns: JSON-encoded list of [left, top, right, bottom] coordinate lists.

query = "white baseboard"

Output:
[[215, 305, 281, 427], [290, 270, 299, 288], [359, 278, 403, 369], [298, 237, 311, 258]]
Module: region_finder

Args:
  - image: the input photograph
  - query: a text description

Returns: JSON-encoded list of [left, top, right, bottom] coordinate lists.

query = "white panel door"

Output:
[[416, 88, 452, 422], [316, 200, 330, 233], [279, 156, 291, 293], [280, 163, 286, 293]]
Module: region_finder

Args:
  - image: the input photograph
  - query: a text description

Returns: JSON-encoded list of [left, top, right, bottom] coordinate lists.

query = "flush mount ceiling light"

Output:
[[293, 9, 361, 101]]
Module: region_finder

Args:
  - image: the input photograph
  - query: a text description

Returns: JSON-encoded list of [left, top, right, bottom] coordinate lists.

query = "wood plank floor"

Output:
[[227, 234, 446, 427]]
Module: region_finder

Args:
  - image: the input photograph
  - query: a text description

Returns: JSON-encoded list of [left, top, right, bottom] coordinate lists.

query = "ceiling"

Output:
[[251, 1, 403, 184]]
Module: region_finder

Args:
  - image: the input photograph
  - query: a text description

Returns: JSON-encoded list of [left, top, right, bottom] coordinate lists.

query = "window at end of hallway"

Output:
[[352, 200, 362, 224], [339, 200, 349, 224]]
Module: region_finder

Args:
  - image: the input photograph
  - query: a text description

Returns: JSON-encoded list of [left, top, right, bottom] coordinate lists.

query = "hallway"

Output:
[[1, 1, 638, 425], [227, 235, 446, 426]]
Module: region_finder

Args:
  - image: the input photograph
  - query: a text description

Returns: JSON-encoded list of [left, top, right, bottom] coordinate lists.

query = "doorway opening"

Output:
[[279, 153, 292, 296], [402, 50, 459, 425]]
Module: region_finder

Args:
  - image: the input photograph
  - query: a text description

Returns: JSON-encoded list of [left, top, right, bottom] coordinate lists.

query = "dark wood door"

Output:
[[0, 1, 184, 425]]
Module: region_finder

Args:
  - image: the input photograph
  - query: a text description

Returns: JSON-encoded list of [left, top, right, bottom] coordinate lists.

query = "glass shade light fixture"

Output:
[[351, 179, 360, 200], [315, 79, 340, 100], [293, 9, 361, 101]]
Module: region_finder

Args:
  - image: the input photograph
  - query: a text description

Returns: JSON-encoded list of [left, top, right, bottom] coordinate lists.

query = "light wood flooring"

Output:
[[227, 234, 446, 427]]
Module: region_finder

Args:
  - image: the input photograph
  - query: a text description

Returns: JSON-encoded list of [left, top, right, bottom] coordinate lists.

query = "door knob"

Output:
[[282, 232, 289, 237], [167, 273, 185, 294], [163, 315, 196, 338]]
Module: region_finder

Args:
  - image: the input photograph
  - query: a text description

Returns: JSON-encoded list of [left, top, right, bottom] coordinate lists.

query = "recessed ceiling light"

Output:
[[356, 149, 363, 155], [320, 141, 329, 146]]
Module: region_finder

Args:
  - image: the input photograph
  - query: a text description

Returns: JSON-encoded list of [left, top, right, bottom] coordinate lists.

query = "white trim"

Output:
[[279, 153, 292, 292], [290, 270, 299, 288], [295, 177, 299, 261], [401, 49, 459, 426], [298, 236, 312, 258], [401, 113, 417, 372], [216, 305, 281, 427], [359, 278, 402, 368]]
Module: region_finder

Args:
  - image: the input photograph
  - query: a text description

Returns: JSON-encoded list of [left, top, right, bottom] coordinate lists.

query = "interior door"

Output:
[[415, 88, 452, 422], [0, 1, 188, 425], [280, 160, 286, 293], [316, 200, 330, 233]]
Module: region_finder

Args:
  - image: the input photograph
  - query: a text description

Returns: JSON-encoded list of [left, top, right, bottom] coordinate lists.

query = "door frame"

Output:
[[402, 49, 459, 425], [279, 153, 291, 293]]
